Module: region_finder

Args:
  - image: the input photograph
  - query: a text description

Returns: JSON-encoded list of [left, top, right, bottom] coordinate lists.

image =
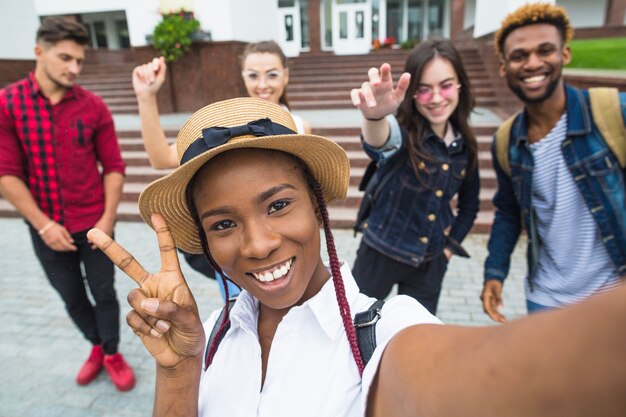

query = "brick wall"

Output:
[[133, 41, 249, 113], [0, 60, 35, 88]]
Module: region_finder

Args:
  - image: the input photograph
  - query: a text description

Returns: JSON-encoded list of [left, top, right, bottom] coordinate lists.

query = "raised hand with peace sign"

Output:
[[87, 213, 205, 370]]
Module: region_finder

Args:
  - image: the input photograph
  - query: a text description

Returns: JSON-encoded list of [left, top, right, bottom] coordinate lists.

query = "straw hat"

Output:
[[138, 97, 350, 254]]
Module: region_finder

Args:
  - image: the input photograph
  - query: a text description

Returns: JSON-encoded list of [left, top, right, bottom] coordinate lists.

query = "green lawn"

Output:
[[567, 37, 626, 70]]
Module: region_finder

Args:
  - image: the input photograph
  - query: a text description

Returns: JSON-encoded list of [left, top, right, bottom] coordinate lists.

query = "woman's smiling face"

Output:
[[192, 149, 329, 311], [241, 52, 289, 104]]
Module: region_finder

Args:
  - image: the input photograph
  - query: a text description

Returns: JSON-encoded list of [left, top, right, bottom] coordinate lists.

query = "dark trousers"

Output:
[[30, 227, 120, 354], [352, 241, 448, 315]]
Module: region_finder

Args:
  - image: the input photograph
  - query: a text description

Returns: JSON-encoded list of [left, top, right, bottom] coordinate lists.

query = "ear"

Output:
[[34, 44, 44, 59], [561, 45, 572, 66], [498, 58, 506, 78]]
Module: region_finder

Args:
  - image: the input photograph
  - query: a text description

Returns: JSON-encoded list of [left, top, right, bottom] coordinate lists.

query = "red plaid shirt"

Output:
[[0, 72, 125, 233]]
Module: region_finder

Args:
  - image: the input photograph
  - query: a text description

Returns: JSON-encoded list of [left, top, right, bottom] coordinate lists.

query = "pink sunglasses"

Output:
[[413, 82, 461, 104]]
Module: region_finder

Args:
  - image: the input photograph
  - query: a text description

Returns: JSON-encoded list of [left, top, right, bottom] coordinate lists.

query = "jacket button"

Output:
[[418, 161, 426, 170], [460, 169, 466, 177], [441, 163, 449, 171], [420, 236, 429, 244], [427, 214, 436, 221], [435, 189, 443, 197]]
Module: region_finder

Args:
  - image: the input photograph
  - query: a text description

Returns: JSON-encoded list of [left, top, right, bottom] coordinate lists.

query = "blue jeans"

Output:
[[526, 299, 553, 314]]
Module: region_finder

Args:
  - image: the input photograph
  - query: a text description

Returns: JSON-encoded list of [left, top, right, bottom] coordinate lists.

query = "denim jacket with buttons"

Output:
[[360, 115, 480, 268], [484, 85, 626, 285]]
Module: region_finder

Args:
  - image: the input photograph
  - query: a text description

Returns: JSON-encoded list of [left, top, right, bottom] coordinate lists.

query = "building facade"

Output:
[[1, 0, 625, 60]]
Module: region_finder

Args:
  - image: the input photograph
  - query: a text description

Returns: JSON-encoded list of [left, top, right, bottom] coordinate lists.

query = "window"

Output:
[[116, 20, 130, 48], [93, 21, 108, 48]]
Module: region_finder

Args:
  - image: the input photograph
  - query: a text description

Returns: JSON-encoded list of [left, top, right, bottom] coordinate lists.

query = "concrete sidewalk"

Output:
[[0, 218, 526, 417]]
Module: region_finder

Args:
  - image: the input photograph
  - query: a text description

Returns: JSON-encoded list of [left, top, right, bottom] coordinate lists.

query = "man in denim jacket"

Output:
[[481, 3, 626, 322]]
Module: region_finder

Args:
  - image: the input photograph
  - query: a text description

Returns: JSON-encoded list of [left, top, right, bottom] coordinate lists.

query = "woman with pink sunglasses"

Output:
[[350, 39, 479, 315]]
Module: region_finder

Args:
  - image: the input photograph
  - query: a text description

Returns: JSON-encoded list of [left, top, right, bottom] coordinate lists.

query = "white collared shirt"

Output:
[[198, 262, 441, 417]]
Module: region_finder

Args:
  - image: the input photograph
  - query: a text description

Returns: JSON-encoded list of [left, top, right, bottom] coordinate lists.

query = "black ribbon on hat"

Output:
[[180, 118, 296, 164]]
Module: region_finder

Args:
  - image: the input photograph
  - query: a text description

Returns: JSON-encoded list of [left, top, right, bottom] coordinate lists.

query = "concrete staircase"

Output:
[[287, 48, 498, 110], [0, 123, 498, 232], [79, 61, 139, 114], [0, 47, 501, 233]]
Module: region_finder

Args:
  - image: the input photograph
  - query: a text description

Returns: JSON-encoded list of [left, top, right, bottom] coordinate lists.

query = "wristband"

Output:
[[38, 221, 56, 236], [364, 115, 386, 121]]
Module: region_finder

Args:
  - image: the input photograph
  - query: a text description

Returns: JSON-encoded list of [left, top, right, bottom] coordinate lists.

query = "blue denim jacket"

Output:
[[484, 85, 626, 284], [361, 116, 480, 267]]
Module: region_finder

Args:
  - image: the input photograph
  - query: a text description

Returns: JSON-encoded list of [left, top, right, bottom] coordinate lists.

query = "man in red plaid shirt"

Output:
[[0, 17, 134, 391]]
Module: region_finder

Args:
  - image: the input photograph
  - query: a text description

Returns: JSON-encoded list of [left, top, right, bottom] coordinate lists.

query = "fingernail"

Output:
[[150, 328, 162, 338], [155, 320, 170, 332], [142, 299, 159, 313], [367, 100, 376, 107]]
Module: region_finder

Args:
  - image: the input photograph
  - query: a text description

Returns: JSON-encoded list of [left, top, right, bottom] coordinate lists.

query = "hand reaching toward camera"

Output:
[[350, 63, 411, 121]]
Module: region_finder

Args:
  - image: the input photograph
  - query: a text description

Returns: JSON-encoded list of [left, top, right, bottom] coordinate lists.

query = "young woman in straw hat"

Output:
[[132, 41, 310, 300], [88, 97, 626, 417], [349, 39, 479, 315]]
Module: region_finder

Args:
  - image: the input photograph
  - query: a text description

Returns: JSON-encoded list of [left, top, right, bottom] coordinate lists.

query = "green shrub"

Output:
[[152, 11, 200, 63]]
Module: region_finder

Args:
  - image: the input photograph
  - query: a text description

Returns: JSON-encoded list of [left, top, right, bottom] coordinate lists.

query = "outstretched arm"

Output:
[[369, 283, 626, 417], [133, 57, 178, 169], [350, 63, 411, 148], [88, 213, 204, 417]]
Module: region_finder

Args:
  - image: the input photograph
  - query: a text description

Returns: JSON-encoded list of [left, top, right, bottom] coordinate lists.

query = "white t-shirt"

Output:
[[281, 104, 306, 134], [198, 262, 441, 417], [528, 113, 619, 307]]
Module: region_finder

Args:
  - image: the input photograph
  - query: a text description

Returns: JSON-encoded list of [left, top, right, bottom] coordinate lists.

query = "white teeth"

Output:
[[523, 75, 546, 83], [252, 259, 292, 283]]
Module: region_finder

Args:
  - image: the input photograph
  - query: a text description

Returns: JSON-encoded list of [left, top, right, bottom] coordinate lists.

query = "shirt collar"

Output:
[[227, 261, 359, 342], [513, 84, 588, 146], [28, 71, 77, 102], [307, 261, 361, 341]]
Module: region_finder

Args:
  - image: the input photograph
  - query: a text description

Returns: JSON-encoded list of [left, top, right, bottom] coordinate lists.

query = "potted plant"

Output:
[[151, 9, 201, 63]]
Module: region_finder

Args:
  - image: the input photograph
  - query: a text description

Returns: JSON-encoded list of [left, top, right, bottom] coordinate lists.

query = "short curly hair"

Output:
[[495, 2, 574, 58]]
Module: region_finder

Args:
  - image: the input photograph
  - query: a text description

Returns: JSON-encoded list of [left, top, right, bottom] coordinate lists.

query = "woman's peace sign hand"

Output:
[[87, 213, 205, 370]]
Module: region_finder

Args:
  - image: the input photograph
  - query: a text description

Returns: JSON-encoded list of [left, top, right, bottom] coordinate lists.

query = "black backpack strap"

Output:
[[354, 299, 385, 366], [204, 296, 238, 369]]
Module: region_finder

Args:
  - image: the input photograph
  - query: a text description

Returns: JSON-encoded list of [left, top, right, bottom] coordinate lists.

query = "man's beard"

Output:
[[45, 69, 75, 89], [507, 68, 562, 104]]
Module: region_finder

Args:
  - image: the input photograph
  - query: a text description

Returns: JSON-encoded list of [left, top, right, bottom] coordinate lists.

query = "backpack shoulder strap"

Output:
[[495, 112, 520, 177], [589, 87, 626, 168], [204, 296, 238, 368], [354, 299, 385, 366]]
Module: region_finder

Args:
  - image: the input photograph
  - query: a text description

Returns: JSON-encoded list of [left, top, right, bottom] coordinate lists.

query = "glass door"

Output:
[[278, 1, 302, 57], [332, 0, 371, 55]]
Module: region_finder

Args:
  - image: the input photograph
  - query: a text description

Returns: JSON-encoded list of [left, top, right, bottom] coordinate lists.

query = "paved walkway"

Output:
[[0, 217, 527, 417]]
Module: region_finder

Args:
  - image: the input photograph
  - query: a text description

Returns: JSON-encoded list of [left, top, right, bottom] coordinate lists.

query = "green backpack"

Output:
[[495, 87, 626, 176]]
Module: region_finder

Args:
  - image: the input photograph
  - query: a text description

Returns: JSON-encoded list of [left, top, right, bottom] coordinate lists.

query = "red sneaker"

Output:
[[76, 345, 104, 385], [103, 353, 135, 392]]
